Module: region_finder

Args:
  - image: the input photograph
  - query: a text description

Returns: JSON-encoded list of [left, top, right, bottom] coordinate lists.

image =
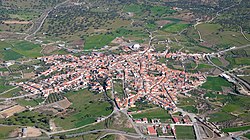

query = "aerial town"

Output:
[[1, 0, 250, 139], [16, 44, 205, 111]]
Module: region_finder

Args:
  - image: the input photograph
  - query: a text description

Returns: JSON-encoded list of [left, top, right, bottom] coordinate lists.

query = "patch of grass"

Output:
[[0, 126, 17, 139], [243, 132, 250, 139], [222, 125, 250, 133], [226, 57, 250, 68], [11, 41, 42, 58], [175, 126, 196, 140], [0, 78, 14, 93], [163, 23, 190, 33], [150, 6, 176, 16], [54, 89, 112, 129], [181, 105, 198, 114], [211, 57, 223, 66], [201, 76, 232, 91], [84, 34, 115, 50], [209, 112, 235, 122], [0, 87, 21, 98], [132, 108, 171, 122], [100, 134, 116, 140], [16, 98, 42, 107], [196, 23, 250, 47], [128, 98, 158, 112], [123, 4, 146, 15], [3, 49, 23, 60], [0, 40, 42, 60]]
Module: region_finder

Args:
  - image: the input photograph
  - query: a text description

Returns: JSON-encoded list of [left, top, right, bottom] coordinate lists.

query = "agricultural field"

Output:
[[208, 112, 236, 123], [0, 40, 42, 61], [113, 80, 125, 99], [54, 89, 113, 129], [0, 77, 14, 93], [16, 98, 43, 107], [201, 76, 232, 91], [45, 93, 64, 104], [175, 126, 196, 140], [162, 23, 190, 33], [207, 94, 250, 123], [131, 108, 172, 122], [0, 87, 22, 98], [222, 125, 250, 133], [194, 23, 250, 48], [0, 126, 17, 139]]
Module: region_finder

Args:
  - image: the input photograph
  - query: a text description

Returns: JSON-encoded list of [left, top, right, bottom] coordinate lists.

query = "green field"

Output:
[[222, 125, 250, 133], [175, 126, 196, 140], [196, 23, 250, 47], [243, 132, 250, 139], [84, 34, 115, 50], [11, 41, 42, 58], [206, 94, 250, 123], [211, 58, 223, 66], [0, 87, 22, 98], [209, 112, 235, 122], [16, 98, 43, 107], [201, 76, 232, 91], [0, 78, 14, 93], [0, 126, 17, 139], [181, 105, 198, 114], [226, 57, 250, 68], [124, 4, 146, 15], [163, 23, 190, 33], [54, 89, 113, 129], [132, 108, 171, 122], [0, 40, 42, 60]]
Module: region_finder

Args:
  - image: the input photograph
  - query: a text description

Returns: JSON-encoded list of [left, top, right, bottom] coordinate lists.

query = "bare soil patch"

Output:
[[0, 105, 26, 118], [156, 20, 172, 27], [3, 20, 31, 24], [174, 12, 195, 22]]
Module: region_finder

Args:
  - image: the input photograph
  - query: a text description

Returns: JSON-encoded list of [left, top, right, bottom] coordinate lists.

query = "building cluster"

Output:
[[16, 46, 205, 111], [166, 52, 204, 62], [134, 115, 192, 137]]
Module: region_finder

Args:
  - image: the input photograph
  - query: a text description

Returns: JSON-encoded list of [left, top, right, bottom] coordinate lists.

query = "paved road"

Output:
[[121, 109, 145, 138], [25, 0, 70, 40], [65, 129, 141, 139], [205, 50, 250, 91], [206, 44, 250, 56]]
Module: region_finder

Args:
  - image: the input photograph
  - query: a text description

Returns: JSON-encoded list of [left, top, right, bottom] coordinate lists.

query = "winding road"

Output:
[[24, 0, 70, 41]]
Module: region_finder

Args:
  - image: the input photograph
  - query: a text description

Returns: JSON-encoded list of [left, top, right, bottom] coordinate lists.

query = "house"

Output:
[[162, 126, 167, 134], [183, 115, 191, 124], [147, 126, 157, 135], [142, 118, 148, 123], [135, 119, 142, 123], [172, 117, 180, 124]]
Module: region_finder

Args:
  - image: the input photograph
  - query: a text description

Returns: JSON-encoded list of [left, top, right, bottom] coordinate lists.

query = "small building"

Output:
[[135, 119, 142, 123], [172, 117, 180, 124], [183, 115, 191, 124], [162, 126, 167, 134], [147, 126, 157, 135], [22, 127, 27, 137], [142, 118, 148, 123]]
